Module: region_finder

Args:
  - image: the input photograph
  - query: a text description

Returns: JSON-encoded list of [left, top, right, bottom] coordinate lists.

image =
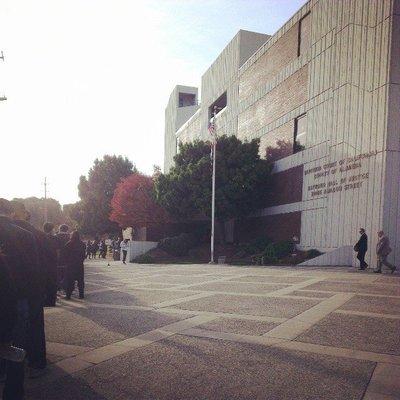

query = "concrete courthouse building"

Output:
[[164, 0, 400, 267]]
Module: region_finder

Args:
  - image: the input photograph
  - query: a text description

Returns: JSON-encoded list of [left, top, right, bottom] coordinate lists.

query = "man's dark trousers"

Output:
[[357, 250, 367, 268], [28, 298, 47, 369], [3, 299, 29, 400]]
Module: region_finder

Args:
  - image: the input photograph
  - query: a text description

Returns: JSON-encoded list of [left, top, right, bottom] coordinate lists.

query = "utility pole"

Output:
[[44, 177, 48, 223]]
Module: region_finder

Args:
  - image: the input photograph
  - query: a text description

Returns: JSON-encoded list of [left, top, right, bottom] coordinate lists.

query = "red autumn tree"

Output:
[[110, 173, 169, 228]]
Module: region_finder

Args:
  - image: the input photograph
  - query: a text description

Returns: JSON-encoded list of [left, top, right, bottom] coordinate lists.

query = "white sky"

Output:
[[0, 0, 306, 205]]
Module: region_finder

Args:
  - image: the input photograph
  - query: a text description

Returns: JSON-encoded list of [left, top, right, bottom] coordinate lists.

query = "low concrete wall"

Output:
[[298, 245, 353, 267], [127, 241, 158, 262]]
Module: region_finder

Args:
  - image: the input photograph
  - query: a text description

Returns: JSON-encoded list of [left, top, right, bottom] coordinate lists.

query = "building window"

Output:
[[209, 91, 227, 119], [297, 12, 311, 57], [294, 114, 307, 153], [178, 93, 196, 107]]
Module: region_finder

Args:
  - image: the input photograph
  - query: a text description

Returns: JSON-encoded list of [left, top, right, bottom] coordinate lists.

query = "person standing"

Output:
[[112, 237, 121, 261], [85, 241, 91, 259], [101, 240, 107, 258], [354, 228, 368, 270], [64, 231, 86, 299], [375, 231, 397, 274], [120, 239, 129, 264], [0, 199, 40, 400], [12, 212, 49, 377], [42, 222, 58, 307], [91, 240, 98, 259], [56, 224, 70, 289]]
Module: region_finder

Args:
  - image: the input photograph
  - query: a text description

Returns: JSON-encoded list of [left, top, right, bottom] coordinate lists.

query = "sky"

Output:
[[0, 0, 306, 205]]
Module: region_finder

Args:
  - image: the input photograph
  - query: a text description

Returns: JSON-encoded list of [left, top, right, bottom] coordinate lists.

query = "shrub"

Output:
[[159, 233, 197, 256], [239, 237, 272, 256], [273, 240, 294, 259], [259, 240, 294, 264], [133, 253, 154, 264]]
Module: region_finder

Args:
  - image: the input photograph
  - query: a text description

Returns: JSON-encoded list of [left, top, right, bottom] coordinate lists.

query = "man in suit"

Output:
[[375, 230, 396, 274], [354, 228, 368, 270]]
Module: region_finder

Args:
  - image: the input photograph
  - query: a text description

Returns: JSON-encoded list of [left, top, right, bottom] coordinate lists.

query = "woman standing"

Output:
[[64, 231, 86, 299]]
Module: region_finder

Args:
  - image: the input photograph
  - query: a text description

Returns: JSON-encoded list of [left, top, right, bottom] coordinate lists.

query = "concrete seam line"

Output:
[[335, 309, 400, 320], [152, 293, 216, 309], [262, 293, 355, 339], [177, 328, 400, 366]]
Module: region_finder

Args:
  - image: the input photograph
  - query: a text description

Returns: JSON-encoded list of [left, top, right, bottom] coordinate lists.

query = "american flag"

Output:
[[208, 120, 215, 136]]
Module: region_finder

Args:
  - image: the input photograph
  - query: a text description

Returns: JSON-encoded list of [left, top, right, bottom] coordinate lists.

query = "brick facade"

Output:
[[238, 66, 308, 139], [234, 212, 301, 243], [239, 23, 299, 101]]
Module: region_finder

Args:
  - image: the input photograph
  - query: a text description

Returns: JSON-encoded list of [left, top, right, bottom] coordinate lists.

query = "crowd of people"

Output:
[[0, 198, 86, 399], [0, 198, 131, 400], [85, 237, 127, 262]]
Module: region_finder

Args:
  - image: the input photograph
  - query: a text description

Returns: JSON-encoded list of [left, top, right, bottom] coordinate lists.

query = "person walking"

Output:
[[375, 230, 396, 274], [354, 228, 368, 270], [120, 239, 129, 264], [64, 231, 86, 299]]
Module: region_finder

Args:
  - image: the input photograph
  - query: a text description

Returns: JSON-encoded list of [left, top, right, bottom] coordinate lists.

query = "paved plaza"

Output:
[[17, 261, 400, 399]]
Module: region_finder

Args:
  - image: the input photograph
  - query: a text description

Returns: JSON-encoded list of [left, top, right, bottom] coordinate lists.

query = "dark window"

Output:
[[297, 12, 311, 57], [294, 114, 307, 153], [178, 93, 196, 107], [209, 91, 227, 119]]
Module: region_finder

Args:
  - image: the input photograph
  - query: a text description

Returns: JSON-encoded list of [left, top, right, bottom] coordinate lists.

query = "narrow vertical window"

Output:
[[297, 12, 311, 57], [294, 114, 307, 153]]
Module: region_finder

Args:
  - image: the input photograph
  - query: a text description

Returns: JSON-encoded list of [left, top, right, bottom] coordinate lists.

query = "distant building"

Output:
[[164, 0, 400, 267]]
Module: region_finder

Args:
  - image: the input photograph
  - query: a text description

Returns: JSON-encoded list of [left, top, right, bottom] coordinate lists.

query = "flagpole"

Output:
[[210, 106, 217, 264]]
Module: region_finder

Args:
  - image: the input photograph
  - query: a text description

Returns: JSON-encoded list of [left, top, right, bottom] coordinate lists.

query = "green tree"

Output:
[[63, 201, 84, 230], [77, 155, 136, 235], [12, 197, 65, 229], [155, 136, 272, 240]]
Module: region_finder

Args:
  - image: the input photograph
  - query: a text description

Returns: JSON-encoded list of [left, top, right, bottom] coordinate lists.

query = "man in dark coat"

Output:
[[55, 224, 70, 289], [0, 199, 40, 400], [375, 230, 396, 273], [354, 228, 368, 270], [64, 231, 86, 299], [0, 253, 17, 348], [42, 222, 58, 306], [13, 212, 50, 376]]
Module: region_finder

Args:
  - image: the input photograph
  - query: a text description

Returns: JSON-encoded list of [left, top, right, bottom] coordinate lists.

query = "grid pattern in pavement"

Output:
[[12, 260, 400, 400]]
